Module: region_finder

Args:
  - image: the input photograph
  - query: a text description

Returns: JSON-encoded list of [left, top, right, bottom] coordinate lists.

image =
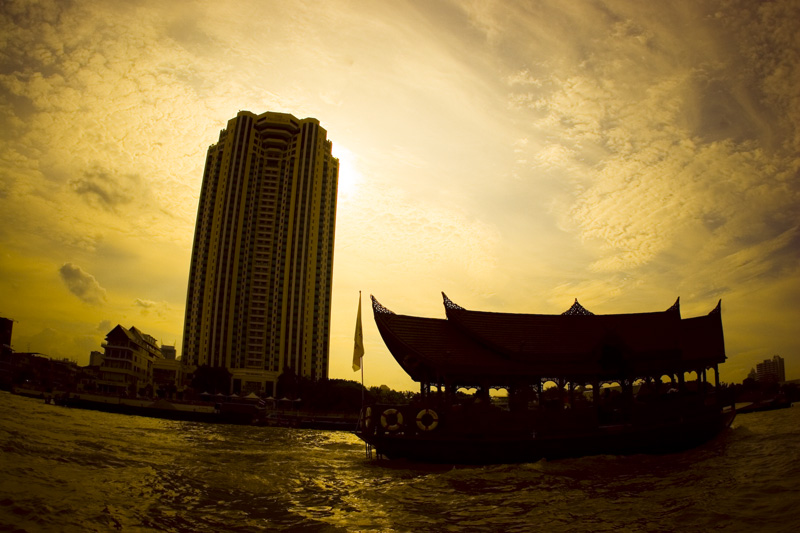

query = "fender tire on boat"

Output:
[[415, 408, 439, 431], [381, 408, 403, 431]]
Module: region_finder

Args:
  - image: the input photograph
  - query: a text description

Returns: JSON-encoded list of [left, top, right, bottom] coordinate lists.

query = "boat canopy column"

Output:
[[478, 381, 490, 404]]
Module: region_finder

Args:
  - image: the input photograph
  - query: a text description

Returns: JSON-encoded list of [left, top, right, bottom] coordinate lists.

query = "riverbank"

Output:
[[10, 386, 359, 430]]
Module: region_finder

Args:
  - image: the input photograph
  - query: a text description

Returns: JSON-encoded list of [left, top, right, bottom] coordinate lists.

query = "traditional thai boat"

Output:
[[356, 293, 735, 463]]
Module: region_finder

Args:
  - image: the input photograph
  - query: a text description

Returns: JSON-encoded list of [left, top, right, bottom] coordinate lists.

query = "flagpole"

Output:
[[359, 291, 364, 407], [353, 292, 373, 457], [353, 290, 365, 403]]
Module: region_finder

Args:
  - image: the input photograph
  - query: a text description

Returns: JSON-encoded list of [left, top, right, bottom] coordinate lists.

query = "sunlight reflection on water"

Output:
[[1, 391, 799, 532]]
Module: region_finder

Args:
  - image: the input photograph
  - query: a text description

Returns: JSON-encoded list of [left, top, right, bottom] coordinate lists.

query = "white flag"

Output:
[[352, 292, 364, 371]]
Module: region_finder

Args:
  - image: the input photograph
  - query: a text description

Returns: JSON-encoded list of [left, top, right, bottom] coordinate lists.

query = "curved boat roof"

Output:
[[371, 293, 725, 385]]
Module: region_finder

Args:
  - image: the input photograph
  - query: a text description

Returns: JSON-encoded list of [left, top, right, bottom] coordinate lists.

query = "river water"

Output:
[[1, 391, 798, 532]]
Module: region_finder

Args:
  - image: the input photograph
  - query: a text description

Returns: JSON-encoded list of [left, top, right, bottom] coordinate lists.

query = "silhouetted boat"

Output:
[[356, 294, 735, 463]]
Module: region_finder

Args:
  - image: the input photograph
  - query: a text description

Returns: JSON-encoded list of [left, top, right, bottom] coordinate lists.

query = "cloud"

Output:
[[1, 0, 798, 388], [134, 298, 168, 317], [495, 0, 800, 284], [59, 262, 107, 304], [69, 166, 141, 211], [506, 70, 542, 87], [10, 326, 102, 362]]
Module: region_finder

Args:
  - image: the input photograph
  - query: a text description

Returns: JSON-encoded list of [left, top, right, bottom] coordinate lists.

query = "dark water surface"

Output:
[[1, 391, 799, 532]]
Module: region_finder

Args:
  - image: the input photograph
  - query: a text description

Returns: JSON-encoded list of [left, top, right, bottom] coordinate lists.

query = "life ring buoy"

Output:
[[380, 408, 403, 431], [415, 408, 439, 431], [364, 406, 372, 428]]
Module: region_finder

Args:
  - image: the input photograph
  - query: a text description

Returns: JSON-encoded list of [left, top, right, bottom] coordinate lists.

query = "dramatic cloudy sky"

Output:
[[1, 0, 798, 391]]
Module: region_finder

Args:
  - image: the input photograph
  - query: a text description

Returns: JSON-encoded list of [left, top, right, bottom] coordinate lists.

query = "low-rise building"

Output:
[[96, 325, 163, 395], [0, 351, 78, 391], [153, 357, 184, 398]]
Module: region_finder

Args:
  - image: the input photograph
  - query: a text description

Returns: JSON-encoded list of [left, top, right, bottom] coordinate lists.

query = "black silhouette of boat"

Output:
[[356, 293, 734, 463]]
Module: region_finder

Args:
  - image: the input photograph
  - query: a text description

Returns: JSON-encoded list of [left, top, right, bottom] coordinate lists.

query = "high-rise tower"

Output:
[[182, 111, 338, 395]]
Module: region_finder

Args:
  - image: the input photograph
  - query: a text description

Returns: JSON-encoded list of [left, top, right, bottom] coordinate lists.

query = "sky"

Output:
[[1, 0, 798, 392]]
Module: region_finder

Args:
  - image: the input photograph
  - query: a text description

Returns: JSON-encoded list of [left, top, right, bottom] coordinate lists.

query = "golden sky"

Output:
[[1, 0, 798, 391]]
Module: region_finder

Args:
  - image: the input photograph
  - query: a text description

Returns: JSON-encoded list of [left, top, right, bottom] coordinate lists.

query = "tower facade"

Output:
[[756, 355, 786, 383], [182, 111, 338, 394]]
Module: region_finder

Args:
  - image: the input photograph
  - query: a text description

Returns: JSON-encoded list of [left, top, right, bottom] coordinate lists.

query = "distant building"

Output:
[[0, 352, 78, 391], [161, 345, 177, 361], [0, 317, 13, 387], [182, 110, 339, 396], [152, 357, 183, 398], [756, 355, 786, 383], [89, 350, 104, 367], [97, 325, 163, 395], [1, 317, 12, 357]]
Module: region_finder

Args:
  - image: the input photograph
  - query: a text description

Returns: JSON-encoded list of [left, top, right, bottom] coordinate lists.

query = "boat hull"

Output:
[[358, 409, 735, 464]]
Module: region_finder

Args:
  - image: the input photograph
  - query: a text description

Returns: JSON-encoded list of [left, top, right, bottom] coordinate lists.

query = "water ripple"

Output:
[[2, 392, 799, 532]]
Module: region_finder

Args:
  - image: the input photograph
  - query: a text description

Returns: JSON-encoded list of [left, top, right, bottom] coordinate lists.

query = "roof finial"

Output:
[[563, 299, 594, 315], [371, 295, 394, 315], [442, 292, 464, 311]]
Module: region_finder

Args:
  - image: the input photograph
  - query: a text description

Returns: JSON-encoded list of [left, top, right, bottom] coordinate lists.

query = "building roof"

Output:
[[105, 325, 162, 355], [371, 293, 726, 385]]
